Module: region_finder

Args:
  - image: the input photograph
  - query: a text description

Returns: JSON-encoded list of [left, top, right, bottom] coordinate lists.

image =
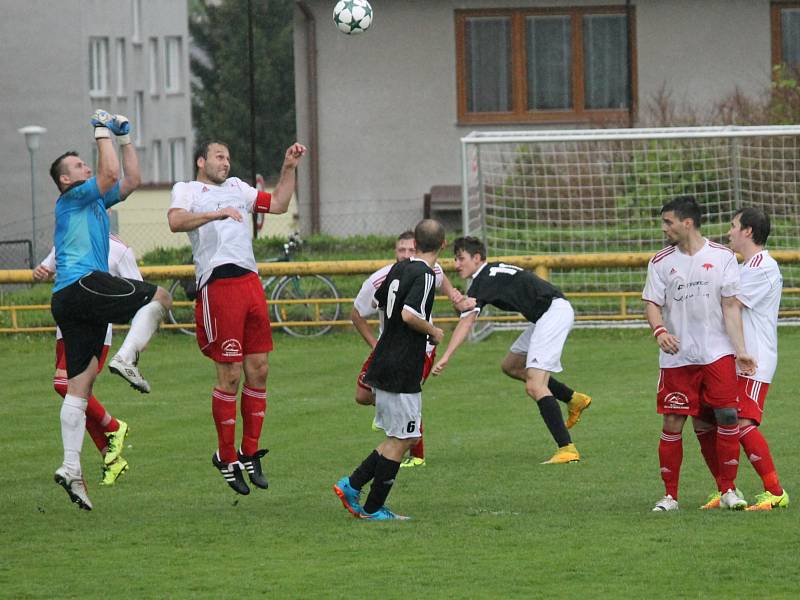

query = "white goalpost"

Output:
[[460, 125, 800, 326]]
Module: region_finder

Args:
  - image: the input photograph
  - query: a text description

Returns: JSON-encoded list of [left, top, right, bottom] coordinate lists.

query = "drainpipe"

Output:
[[626, 0, 634, 127], [296, 1, 321, 234]]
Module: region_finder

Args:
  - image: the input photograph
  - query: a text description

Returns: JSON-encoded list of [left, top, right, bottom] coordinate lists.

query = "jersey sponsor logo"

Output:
[[702, 263, 714, 270], [673, 280, 711, 302], [669, 267, 678, 275], [221, 338, 243, 358], [663, 392, 690, 410], [202, 186, 210, 193]]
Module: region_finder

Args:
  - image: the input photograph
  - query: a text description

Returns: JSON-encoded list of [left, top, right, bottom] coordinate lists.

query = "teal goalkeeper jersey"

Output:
[[52, 177, 122, 292]]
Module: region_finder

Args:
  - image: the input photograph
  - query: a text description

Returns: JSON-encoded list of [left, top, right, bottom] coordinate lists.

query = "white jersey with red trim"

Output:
[[43, 235, 142, 343], [353, 260, 444, 354], [737, 250, 781, 382], [642, 239, 740, 368], [353, 261, 444, 318], [169, 177, 259, 288]]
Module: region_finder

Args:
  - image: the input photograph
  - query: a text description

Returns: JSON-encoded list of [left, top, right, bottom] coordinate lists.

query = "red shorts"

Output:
[[736, 377, 769, 424], [195, 273, 273, 363], [55, 339, 109, 372], [357, 347, 436, 391], [656, 355, 738, 416]]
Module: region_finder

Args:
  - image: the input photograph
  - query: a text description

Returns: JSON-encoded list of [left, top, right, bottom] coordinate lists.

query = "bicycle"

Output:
[[167, 233, 341, 337]]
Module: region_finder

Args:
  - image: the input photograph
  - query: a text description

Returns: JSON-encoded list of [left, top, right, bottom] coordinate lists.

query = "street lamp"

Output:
[[18, 125, 47, 267]]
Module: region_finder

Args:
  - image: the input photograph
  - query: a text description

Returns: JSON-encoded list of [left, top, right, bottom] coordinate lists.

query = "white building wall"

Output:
[[294, 0, 775, 236], [0, 0, 192, 266]]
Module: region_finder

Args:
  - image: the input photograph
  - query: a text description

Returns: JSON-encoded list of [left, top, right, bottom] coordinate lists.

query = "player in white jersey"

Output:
[[168, 140, 306, 495], [721, 207, 787, 510], [352, 230, 456, 468], [35, 233, 141, 485], [642, 196, 756, 512]]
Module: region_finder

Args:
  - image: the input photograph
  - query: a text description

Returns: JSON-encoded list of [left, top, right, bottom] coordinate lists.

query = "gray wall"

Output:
[[0, 0, 191, 266], [294, 0, 774, 236]]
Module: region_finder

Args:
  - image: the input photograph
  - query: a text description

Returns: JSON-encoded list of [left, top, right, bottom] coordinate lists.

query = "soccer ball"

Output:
[[332, 0, 373, 35]]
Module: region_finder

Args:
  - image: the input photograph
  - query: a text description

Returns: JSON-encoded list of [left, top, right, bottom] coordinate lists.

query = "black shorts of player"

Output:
[[51, 271, 157, 378]]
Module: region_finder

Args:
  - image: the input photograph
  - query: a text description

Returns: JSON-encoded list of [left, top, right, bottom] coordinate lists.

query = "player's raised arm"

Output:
[[431, 310, 476, 376], [108, 115, 142, 200], [90, 109, 120, 195], [269, 143, 307, 214]]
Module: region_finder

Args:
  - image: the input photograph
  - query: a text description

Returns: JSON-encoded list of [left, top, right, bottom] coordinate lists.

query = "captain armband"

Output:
[[254, 191, 272, 213]]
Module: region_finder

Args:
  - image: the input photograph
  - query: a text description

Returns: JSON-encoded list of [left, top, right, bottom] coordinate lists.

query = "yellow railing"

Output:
[[3, 251, 800, 333]]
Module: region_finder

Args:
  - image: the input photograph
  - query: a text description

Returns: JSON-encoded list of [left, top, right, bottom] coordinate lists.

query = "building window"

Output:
[[89, 37, 110, 96], [115, 38, 126, 97], [134, 91, 144, 147], [456, 6, 635, 124], [132, 0, 142, 44], [169, 138, 186, 182], [152, 140, 162, 183], [149, 37, 160, 95], [772, 2, 800, 67], [165, 36, 182, 93]]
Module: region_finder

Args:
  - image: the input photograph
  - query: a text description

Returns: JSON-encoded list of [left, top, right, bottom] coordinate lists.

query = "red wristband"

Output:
[[653, 326, 668, 338], [254, 191, 272, 213]]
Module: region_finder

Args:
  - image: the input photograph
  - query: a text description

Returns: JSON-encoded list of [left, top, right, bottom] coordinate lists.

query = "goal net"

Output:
[[460, 125, 800, 324]]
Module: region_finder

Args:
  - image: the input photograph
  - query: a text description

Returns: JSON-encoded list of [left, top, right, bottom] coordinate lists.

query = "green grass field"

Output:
[[1, 328, 798, 598]]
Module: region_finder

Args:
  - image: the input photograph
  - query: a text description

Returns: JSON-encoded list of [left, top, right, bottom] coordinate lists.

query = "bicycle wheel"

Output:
[[271, 274, 341, 337], [167, 279, 197, 336]]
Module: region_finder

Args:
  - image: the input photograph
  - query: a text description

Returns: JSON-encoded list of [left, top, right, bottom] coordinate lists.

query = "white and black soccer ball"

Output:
[[332, 0, 373, 35]]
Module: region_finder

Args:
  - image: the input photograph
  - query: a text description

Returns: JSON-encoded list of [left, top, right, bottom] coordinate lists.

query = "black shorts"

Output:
[[51, 271, 157, 378]]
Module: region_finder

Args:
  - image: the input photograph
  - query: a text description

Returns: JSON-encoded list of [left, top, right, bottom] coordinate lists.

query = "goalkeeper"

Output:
[[49, 110, 172, 510], [432, 236, 591, 465]]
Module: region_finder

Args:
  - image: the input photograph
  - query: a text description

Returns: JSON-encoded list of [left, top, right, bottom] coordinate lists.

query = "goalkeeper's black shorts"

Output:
[[51, 271, 157, 378]]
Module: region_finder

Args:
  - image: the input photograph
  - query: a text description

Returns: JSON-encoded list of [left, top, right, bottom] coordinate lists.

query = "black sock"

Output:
[[548, 376, 574, 404], [349, 449, 380, 490], [363, 454, 401, 515], [537, 395, 572, 447]]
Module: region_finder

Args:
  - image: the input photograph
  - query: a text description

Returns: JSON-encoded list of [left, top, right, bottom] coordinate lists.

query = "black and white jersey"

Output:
[[465, 262, 565, 323], [365, 258, 436, 393]]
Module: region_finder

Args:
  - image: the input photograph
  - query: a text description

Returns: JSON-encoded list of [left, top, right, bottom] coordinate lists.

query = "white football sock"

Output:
[[117, 301, 166, 363], [61, 394, 87, 474]]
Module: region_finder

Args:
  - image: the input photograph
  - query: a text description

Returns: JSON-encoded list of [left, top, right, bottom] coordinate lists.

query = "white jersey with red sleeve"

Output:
[[642, 239, 740, 368], [737, 250, 781, 382], [169, 177, 259, 288], [353, 261, 444, 319]]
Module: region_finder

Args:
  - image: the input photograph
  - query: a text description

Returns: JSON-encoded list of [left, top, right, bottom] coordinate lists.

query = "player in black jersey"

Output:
[[433, 236, 590, 464], [334, 220, 446, 520]]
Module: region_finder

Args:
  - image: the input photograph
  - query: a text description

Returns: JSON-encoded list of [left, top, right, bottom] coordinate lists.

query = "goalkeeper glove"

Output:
[[90, 109, 112, 140], [109, 114, 131, 146]]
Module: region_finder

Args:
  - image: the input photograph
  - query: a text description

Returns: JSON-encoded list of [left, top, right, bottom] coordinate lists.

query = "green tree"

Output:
[[190, 0, 295, 181]]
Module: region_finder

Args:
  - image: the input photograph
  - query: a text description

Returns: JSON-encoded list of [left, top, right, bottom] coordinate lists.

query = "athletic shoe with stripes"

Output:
[[720, 488, 748, 510], [359, 506, 411, 521], [652, 495, 679, 512], [700, 488, 743, 510], [212, 452, 250, 495], [104, 419, 129, 465], [100, 457, 129, 486], [333, 476, 363, 516], [746, 489, 790, 511], [237, 448, 269, 489], [54, 466, 93, 511], [109, 354, 151, 394]]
